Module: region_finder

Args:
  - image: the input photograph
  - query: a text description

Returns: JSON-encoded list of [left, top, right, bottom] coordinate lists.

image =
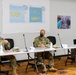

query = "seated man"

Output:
[[34, 29, 57, 72], [0, 37, 18, 75]]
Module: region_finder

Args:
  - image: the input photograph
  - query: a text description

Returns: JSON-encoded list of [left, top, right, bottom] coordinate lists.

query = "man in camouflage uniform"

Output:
[[0, 37, 18, 75], [34, 29, 57, 72]]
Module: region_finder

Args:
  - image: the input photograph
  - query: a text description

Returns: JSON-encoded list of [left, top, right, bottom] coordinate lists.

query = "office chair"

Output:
[[47, 36, 61, 60], [47, 36, 56, 45], [65, 39, 76, 66], [5, 38, 14, 49]]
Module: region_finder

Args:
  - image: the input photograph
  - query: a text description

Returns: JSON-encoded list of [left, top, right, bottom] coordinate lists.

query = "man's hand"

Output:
[[40, 44, 45, 48], [3, 40, 8, 44]]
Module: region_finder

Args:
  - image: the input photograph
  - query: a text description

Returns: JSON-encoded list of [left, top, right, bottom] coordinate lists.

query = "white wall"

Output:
[[0, 0, 76, 60], [50, 0, 76, 43], [0, 0, 2, 33], [50, 0, 76, 55], [2, 0, 51, 34]]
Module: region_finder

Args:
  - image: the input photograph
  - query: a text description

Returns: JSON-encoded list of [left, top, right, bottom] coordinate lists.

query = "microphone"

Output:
[[23, 34, 28, 52], [57, 33, 63, 48]]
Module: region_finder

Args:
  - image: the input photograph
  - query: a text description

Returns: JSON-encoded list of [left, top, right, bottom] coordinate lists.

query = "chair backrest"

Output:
[[5, 38, 14, 49], [73, 39, 76, 45], [47, 36, 56, 45]]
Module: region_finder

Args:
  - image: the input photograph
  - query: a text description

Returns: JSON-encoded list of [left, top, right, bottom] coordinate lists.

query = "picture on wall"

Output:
[[29, 7, 45, 22], [10, 5, 28, 23], [57, 15, 71, 29]]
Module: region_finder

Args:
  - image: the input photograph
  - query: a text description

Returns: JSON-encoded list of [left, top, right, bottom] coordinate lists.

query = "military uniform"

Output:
[[0, 37, 17, 69], [34, 36, 54, 67]]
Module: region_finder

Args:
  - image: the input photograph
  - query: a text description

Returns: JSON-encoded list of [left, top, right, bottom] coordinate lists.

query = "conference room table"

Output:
[[0, 46, 76, 75], [0, 46, 76, 57], [0, 48, 56, 75]]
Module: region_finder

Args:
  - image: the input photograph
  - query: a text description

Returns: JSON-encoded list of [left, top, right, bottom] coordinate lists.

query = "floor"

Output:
[[1, 57, 76, 75]]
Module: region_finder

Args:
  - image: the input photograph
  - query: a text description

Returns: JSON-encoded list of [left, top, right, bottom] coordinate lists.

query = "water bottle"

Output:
[[50, 43, 53, 48], [0, 45, 3, 53]]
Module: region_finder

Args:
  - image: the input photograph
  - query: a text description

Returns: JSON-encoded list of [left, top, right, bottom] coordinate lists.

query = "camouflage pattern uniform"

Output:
[[0, 37, 17, 69], [34, 36, 54, 67]]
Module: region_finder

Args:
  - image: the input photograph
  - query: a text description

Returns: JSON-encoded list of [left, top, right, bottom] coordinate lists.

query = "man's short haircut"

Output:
[[40, 29, 45, 33]]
